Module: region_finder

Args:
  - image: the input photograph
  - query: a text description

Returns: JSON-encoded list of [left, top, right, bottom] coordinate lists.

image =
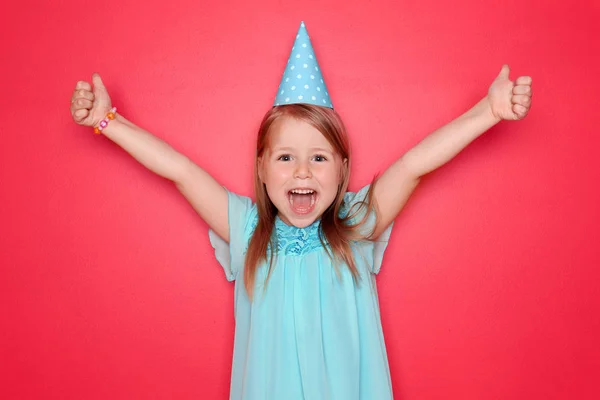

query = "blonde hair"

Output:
[[244, 104, 377, 298]]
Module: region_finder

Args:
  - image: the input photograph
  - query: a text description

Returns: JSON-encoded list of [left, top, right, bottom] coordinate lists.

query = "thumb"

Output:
[[92, 72, 106, 90], [90, 72, 112, 112], [497, 64, 510, 80]]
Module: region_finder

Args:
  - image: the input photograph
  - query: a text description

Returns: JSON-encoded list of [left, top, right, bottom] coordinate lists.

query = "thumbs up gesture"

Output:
[[70, 73, 113, 127], [488, 65, 533, 121]]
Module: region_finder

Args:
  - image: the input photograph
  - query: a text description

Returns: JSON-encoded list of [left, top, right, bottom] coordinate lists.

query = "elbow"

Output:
[[398, 156, 423, 181], [173, 156, 194, 189]]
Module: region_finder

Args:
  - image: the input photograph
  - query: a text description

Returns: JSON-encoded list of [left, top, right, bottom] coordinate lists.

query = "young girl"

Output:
[[69, 22, 532, 400]]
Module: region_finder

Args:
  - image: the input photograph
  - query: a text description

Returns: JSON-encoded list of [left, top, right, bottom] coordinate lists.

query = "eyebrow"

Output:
[[272, 146, 334, 153]]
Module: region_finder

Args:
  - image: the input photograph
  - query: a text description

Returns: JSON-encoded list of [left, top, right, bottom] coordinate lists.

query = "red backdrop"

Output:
[[1, 0, 598, 399]]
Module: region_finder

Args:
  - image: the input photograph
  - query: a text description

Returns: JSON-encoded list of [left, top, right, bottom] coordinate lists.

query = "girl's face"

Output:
[[259, 116, 346, 228]]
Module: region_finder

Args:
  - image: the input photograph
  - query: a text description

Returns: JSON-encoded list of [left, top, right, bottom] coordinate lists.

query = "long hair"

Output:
[[244, 104, 377, 298]]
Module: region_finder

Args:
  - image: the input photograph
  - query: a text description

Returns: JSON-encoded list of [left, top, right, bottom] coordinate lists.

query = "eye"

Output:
[[313, 154, 327, 162], [278, 154, 291, 161]]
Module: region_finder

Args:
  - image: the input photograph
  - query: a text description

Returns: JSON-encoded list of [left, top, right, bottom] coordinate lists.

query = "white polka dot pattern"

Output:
[[273, 21, 333, 109]]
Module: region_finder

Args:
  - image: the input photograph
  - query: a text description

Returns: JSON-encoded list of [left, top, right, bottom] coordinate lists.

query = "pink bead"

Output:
[[99, 120, 108, 129]]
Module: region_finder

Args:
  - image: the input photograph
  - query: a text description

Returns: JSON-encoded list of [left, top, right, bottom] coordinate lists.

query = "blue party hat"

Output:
[[273, 21, 333, 109]]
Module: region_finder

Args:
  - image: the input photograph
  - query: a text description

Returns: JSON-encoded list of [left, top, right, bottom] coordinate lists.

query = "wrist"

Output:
[[100, 113, 122, 134], [93, 107, 117, 134], [480, 96, 502, 125]]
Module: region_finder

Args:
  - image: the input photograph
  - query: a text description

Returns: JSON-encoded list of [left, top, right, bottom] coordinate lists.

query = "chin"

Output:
[[290, 216, 318, 228], [278, 207, 321, 228]]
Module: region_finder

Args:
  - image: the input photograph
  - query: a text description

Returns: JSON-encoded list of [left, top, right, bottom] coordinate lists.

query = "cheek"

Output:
[[264, 165, 290, 185], [316, 168, 341, 187]]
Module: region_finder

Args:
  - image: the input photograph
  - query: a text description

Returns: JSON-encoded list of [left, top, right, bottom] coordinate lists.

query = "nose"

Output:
[[294, 160, 312, 179]]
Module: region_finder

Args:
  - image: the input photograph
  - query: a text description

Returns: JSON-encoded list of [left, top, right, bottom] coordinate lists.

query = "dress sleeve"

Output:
[[343, 184, 394, 274], [208, 189, 257, 281]]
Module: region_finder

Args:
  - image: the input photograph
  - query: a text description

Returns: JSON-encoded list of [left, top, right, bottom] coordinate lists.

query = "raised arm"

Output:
[[372, 65, 532, 237], [70, 73, 230, 242]]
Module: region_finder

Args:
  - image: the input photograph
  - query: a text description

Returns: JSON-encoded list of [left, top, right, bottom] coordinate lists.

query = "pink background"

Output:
[[2, 0, 599, 399]]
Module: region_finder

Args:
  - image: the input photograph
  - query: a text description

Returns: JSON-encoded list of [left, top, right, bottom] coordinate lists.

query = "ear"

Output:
[[340, 157, 349, 180], [257, 156, 265, 183]]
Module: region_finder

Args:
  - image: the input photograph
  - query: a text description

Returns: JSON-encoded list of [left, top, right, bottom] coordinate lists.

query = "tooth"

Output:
[[290, 189, 316, 194]]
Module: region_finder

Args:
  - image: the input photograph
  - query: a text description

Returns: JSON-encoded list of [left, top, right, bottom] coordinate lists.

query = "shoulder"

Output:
[[341, 184, 373, 218], [225, 189, 259, 241], [343, 184, 372, 205]]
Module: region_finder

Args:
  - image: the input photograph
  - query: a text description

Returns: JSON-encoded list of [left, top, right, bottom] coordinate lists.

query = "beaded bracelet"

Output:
[[93, 107, 117, 134]]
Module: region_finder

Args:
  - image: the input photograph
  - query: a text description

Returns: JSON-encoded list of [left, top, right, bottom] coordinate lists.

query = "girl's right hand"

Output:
[[70, 73, 113, 127]]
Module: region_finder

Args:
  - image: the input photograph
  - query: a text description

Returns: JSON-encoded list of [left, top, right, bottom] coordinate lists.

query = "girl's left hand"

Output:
[[488, 64, 532, 121]]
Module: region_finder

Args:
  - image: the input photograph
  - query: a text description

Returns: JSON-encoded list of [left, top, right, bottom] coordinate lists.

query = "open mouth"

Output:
[[288, 188, 317, 214]]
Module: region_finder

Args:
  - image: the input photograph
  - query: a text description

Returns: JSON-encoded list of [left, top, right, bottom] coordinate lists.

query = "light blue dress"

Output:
[[209, 185, 394, 399]]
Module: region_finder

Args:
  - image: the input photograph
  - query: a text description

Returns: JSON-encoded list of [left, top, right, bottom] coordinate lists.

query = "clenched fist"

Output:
[[488, 65, 533, 121], [70, 73, 113, 127]]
